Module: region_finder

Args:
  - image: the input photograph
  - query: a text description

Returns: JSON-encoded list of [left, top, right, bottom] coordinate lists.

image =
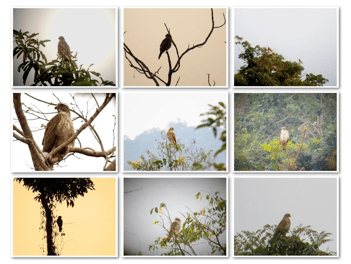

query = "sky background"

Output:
[[123, 8, 227, 87], [124, 177, 226, 255], [12, 92, 117, 172], [13, 8, 116, 86], [123, 92, 227, 140], [234, 8, 338, 87], [13, 178, 116, 256], [234, 177, 338, 254]]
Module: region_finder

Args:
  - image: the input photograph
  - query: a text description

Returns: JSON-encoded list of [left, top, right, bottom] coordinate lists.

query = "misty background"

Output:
[[124, 177, 226, 255], [234, 8, 338, 86]]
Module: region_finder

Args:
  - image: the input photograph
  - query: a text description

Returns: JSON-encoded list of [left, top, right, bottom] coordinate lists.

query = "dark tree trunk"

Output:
[[40, 195, 56, 256]]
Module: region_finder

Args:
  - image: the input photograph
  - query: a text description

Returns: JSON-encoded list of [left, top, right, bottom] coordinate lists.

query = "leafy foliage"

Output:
[[13, 30, 115, 86], [149, 191, 226, 256], [235, 224, 335, 256], [234, 93, 337, 171], [196, 102, 227, 171], [234, 36, 329, 86], [127, 130, 214, 171]]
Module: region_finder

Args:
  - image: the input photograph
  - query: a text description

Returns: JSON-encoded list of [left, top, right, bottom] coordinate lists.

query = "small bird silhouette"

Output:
[[298, 58, 303, 64], [58, 36, 71, 62], [158, 34, 172, 59], [57, 216, 63, 232]]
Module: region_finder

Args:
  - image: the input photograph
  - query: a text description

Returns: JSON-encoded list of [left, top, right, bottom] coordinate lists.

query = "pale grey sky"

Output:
[[13, 8, 116, 86], [123, 92, 227, 140], [234, 8, 338, 86], [124, 178, 226, 255], [234, 177, 338, 254]]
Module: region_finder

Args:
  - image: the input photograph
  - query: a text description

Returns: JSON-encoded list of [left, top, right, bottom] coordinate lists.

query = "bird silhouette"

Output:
[[57, 216, 63, 232], [158, 34, 172, 59], [298, 58, 303, 64]]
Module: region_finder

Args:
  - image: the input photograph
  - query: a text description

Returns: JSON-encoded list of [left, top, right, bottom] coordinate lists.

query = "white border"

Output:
[[233, 91, 339, 173], [121, 91, 229, 173], [11, 7, 118, 88], [11, 176, 118, 257], [121, 7, 229, 88], [122, 176, 229, 257], [232, 175, 340, 258], [232, 7, 339, 88], [11, 90, 118, 174]]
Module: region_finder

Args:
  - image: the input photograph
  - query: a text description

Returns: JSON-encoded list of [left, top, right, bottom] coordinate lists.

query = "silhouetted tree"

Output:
[[14, 178, 95, 256]]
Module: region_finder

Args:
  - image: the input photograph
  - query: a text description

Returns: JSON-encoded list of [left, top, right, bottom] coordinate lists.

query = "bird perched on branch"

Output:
[[158, 34, 172, 59], [57, 216, 63, 232], [167, 127, 177, 145], [167, 217, 181, 242], [58, 36, 71, 61], [280, 127, 289, 150], [275, 213, 291, 235], [298, 58, 303, 64], [42, 103, 75, 168]]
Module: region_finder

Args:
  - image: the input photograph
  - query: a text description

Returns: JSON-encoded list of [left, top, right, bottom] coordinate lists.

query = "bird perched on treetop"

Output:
[[167, 127, 177, 145], [158, 34, 172, 59], [58, 36, 71, 62], [298, 58, 303, 64], [275, 213, 291, 235], [57, 216, 63, 232]]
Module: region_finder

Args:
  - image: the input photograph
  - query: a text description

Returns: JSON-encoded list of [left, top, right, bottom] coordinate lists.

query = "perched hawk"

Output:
[[167, 217, 181, 241], [275, 213, 291, 235], [58, 36, 71, 61], [42, 103, 75, 168], [57, 216, 63, 232], [158, 34, 172, 59], [298, 58, 303, 64], [280, 127, 289, 150], [167, 127, 177, 145]]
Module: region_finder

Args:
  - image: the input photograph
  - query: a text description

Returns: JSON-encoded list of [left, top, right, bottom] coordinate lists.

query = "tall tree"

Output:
[[14, 178, 95, 255], [234, 36, 329, 86]]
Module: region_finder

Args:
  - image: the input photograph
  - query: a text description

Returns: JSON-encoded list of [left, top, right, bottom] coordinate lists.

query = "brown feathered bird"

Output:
[[58, 36, 71, 61], [167, 217, 181, 242], [275, 213, 291, 235], [158, 34, 172, 59], [42, 103, 75, 168], [167, 127, 177, 145]]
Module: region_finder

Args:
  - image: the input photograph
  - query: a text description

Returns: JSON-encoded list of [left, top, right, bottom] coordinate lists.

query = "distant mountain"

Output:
[[124, 123, 226, 171]]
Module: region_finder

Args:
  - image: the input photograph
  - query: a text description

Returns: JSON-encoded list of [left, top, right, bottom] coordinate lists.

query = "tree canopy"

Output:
[[149, 191, 226, 256], [234, 93, 337, 171], [235, 223, 335, 256], [13, 30, 115, 86], [234, 36, 329, 86]]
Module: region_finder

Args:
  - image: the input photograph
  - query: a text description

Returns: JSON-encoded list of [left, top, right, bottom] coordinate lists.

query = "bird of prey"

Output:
[[167, 217, 181, 241], [167, 127, 177, 145], [275, 213, 291, 235], [58, 36, 71, 61], [298, 58, 303, 64], [57, 216, 63, 232], [158, 34, 172, 59], [280, 127, 289, 150], [42, 103, 75, 169]]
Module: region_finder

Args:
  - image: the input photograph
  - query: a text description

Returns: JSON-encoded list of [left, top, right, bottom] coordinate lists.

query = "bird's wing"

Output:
[[42, 113, 63, 152]]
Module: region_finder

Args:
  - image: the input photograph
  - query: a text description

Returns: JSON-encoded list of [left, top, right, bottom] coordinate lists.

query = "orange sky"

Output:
[[13, 178, 116, 256]]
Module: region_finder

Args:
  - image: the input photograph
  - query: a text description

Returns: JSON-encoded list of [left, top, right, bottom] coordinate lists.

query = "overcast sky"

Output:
[[13, 8, 116, 86], [12, 93, 117, 172], [123, 92, 227, 140], [123, 8, 227, 87], [234, 8, 338, 86], [13, 178, 116, 256], [234, 177, 338, 254], [124, 177, 226, 256]]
